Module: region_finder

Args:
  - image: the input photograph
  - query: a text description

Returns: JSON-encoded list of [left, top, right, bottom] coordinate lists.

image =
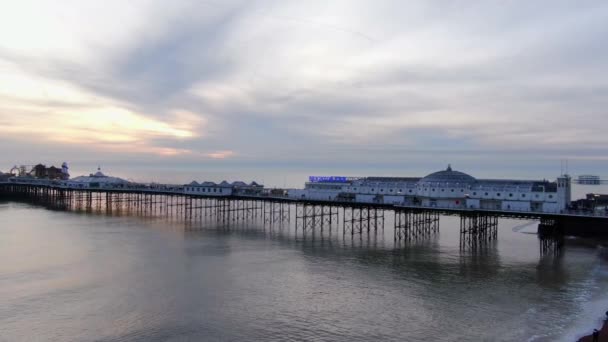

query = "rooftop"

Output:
[[419, 165, 476, 184]]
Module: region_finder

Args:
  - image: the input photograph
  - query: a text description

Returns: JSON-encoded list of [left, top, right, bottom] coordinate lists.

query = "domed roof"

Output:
[[419, 165, 476, 184], [91, 167, 106, 178]]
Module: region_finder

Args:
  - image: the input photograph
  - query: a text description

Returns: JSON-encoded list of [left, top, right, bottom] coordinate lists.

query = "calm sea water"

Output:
[[1, 184, 608, 341]]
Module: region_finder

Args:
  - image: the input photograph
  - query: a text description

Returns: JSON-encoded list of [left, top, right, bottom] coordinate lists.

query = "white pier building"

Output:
[[288, 165, 571, 213]]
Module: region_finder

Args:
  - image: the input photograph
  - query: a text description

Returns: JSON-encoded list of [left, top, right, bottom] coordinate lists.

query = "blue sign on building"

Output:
[[309, 176, 349, 183]]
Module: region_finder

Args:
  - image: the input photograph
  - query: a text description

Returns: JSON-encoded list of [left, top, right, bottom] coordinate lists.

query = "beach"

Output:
[[579, 319, 608, 341]]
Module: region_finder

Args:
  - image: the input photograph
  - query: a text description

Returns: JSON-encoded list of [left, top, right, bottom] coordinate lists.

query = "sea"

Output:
[[1, 182, 607, 342]]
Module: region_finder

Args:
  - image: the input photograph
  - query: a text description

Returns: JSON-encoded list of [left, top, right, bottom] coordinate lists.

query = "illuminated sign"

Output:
[[309, 176, 349, 183]]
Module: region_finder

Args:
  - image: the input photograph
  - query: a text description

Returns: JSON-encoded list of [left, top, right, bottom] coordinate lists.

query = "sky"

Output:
[[1, 0, 607, 185]]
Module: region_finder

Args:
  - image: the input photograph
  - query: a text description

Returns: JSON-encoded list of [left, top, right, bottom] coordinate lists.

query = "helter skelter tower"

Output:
[[61, 162, 70, 180]]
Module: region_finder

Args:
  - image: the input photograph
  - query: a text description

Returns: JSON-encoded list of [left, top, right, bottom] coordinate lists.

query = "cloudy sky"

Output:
[[1, 0, 607, 183]]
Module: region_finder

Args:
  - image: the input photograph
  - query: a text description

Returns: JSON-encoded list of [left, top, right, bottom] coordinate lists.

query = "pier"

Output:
[[2, 180, 606, 256]]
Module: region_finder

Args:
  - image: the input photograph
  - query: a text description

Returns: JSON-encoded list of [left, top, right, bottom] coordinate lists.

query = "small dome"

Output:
[[91, 166, 107, 178], [418, 164, 476, 184]]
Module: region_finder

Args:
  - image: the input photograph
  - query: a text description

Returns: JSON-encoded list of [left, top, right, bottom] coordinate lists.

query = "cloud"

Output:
[[1, 0, 608, 177], [206, 150, 236, 159]]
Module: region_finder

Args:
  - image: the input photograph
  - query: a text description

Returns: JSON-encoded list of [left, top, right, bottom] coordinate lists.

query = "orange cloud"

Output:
[[206, 150, 235, 159]]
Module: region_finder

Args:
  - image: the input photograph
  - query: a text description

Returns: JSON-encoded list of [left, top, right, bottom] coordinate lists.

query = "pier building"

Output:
[[184, 180, 264, 196], [67, 167, 130, 189], [288, 165, 571, 214]]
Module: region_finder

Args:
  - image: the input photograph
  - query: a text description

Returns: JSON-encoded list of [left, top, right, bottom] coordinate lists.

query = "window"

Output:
[[497, 193, 501, 197], [473, 192, 477, 196], [451, 189, 454, 192], [548, 195, 553, 199], [380, 189, 384, 192], [485, 192, 489, 196], [432, 188, 435, 192], [389, 189, 393, 192], [522, 194, 526, 198], [509, 193, 513, 197], [409, 190, 413, 193], [371, 188, 375, 192], [213, 188, 217, 193], [460, 189, 464, 192]]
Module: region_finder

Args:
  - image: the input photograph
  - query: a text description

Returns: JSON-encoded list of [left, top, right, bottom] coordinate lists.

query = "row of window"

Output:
[[186, 187, 226, 193], [471, 192, 553, 199], [344, 187, 555, 200]]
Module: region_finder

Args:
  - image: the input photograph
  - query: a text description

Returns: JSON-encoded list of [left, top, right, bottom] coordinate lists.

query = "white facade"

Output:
[[289, 166, 572, 214]]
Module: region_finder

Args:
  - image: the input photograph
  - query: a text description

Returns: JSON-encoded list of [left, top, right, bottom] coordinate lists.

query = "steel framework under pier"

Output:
[[394, 209, 440, 241], [343, 206, 385, 236], [263, 201, 291, 225], [295, 203, 339, 232], [459, 213, 499, 248], [538, 217, 564, 256]]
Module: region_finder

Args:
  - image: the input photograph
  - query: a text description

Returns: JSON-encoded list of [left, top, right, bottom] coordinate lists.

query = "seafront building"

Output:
[[287, 165, 571, 213]]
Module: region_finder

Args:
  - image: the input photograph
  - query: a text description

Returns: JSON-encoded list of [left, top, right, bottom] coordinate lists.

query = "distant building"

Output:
[[578, 175, 600, 185], [288, 165, 571, 213], [30, 162, 70, 180]]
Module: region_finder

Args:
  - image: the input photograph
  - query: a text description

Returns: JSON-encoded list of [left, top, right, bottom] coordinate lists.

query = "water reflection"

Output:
[[1, 201, 608, 341]]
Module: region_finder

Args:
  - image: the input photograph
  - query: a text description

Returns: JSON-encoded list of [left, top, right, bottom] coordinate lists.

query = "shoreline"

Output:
[[576, 245, 608, 341], [578, 319, 608, 341]]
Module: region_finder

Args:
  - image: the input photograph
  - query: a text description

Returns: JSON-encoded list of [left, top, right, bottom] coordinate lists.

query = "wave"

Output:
[[557, 246, 608, 342]]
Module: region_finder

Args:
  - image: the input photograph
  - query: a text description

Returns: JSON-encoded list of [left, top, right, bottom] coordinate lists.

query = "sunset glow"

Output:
[[0, 0, 607, 174]]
